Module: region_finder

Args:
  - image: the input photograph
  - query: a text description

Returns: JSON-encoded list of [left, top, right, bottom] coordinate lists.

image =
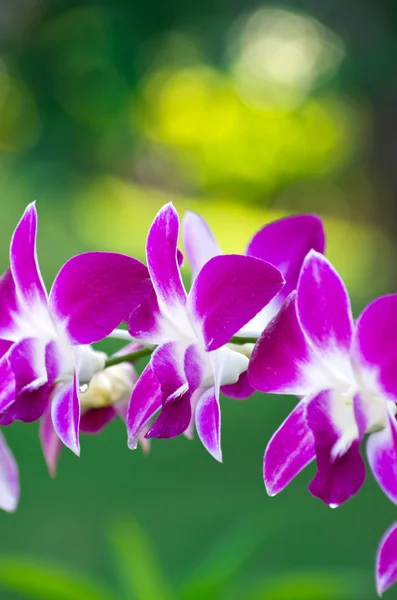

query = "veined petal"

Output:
[[182, 211, 222, 279], [249, 292, 330, 396], [146, 203, 187, 309], [367, 404, 397, 506], [297, 251, 354, 372], [188, 254, 284, 352], [263, 399, 315, 496], [195, 387, 222, 462], [50, 252, 152, 345], [10, 202, 48, 309], [127, 363, 162, 449], [246, 214, 325, 301], [376, 523, 397, 596], [306, 390, 365, 507], [0, 432, 19, 512], [51, 373, 80, 456], [39, 405, 63, 477], [353, 294, 397, 401]]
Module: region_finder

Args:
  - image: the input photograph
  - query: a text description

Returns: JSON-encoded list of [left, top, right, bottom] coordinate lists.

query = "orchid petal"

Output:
[[51, 373, 80, 456], [146, 392, 192, 439], [8, 337, 47, 395], [353, 294, 397, 401], [263, 399, 315, 496], [297, 251, 354, 361], [249, 292, 328, 396], [10, 202, 48, 309], [127, 363, 162, 449], [39, 405, 63, 477], [195, 387, 222, 462], [221, 371, 254, 399], [128, 286, 163, 344], [182, 211, 222, 279], [306, 390, 365, 506], [50, 252, 152, 345], [80, 407, 116, 433], [367, 404, 397, 506], [0, 432, 19, 512], [146, 203, 187, 309], [0, 270, 20, 341], [188, 254, 284, 352], [376, 523, 397, 596]]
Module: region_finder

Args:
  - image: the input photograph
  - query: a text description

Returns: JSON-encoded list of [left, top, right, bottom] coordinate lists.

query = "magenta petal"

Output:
[[80, 407, 116, 434], [51, 374, 80, 456], [297, 251, 353, 356], [247, 214, 325, 301], [146, 392, 192, 439], [50, 252, 152, 345], [8, 337, 47, 395], [127, 363, 162, 449], [376, 523, 397, 596], [264, 399, 315, 496], [0, 432, 19, 512], [195, 387, 222, 462], [0, 270, 20, 341], [0, 355, 15, 414], [367, 405, 397, 505], [0, 386, 49, 425], [146, 203, 187, 308], [182, 211, 222, 279], [221, 371, 254, 399], [10, 203, 48, 308], [306, 391, 365, 506], [39, 405, 63, 477], [151, 342, 188, 401], [249, 292, 320, 396], [189, 254, 284, 352], [128, 286, 163, 343], [353, 294, 397, 401]]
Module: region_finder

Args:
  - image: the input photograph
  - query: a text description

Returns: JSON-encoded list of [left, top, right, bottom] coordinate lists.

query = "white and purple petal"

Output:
[[297, 251, 354, 366], [188, 254, 284, 352], [376, 523, 397, 596], [195, 387, 222, 462], [39, 405, 63, 477], [306, 390, 365, 507], [51, 373, 80, 456], [367, 403, 397, 506], [263, 399, 315, 496], [249, 292, 329, 396], [0, 431, 19, 512], [127, 363, 162, 449], [182, 211, 222, 279], [146, 203, 187, 309], [353, 294, 397, 402]]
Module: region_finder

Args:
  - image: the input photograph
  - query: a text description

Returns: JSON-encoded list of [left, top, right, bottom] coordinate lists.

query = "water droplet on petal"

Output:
[[79, 383, 89, 393]]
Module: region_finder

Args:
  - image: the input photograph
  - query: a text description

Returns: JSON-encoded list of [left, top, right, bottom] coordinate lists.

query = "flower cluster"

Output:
[[0, 202, 396, 595]]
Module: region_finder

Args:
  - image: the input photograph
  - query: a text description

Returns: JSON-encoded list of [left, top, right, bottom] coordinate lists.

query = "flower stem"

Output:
[[103, 335, 258, 369], [104, 347, 152, 368]]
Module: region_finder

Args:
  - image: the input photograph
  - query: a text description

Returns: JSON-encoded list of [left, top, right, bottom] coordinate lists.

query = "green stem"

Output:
[[103, 335, 258, 369], [104, 347, 152, 368]]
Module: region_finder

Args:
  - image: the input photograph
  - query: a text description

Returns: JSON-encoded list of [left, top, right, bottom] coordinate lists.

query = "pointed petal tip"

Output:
[[127, 435, 139, 450]]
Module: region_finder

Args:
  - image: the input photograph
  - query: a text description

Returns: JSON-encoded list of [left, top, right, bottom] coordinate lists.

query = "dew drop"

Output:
[[79, 383, 89, 393]]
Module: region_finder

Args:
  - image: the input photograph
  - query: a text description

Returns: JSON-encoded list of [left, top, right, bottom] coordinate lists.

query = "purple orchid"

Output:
[[40, 345, 149, 476], [0, 203, 152, 456], [249, 250, 397, 508], [377, 523, 397, 595], [0, 432, 19, 512], [127, 202, 285, 460], [182, 211, 324, 398]]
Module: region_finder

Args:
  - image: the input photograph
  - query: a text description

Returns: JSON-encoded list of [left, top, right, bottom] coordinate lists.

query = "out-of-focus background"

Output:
[[0, 0, 396, 598]]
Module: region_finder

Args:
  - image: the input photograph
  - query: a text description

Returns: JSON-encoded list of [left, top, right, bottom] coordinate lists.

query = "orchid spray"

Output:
[[0, 202, 395, 595]]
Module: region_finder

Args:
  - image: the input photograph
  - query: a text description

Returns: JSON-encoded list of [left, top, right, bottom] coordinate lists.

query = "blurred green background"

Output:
[[0, 0, 397, 598]]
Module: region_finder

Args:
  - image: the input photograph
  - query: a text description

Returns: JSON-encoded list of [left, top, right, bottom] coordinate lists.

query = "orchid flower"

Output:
[[0, 203, 152, 456], [0, 432, 19, 512], [127, 203, 285, 460], [40, 344, 148, 476], [377, 523, 397, 596], [182, 211, 324, 398], [249, 250, 397, 507]]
